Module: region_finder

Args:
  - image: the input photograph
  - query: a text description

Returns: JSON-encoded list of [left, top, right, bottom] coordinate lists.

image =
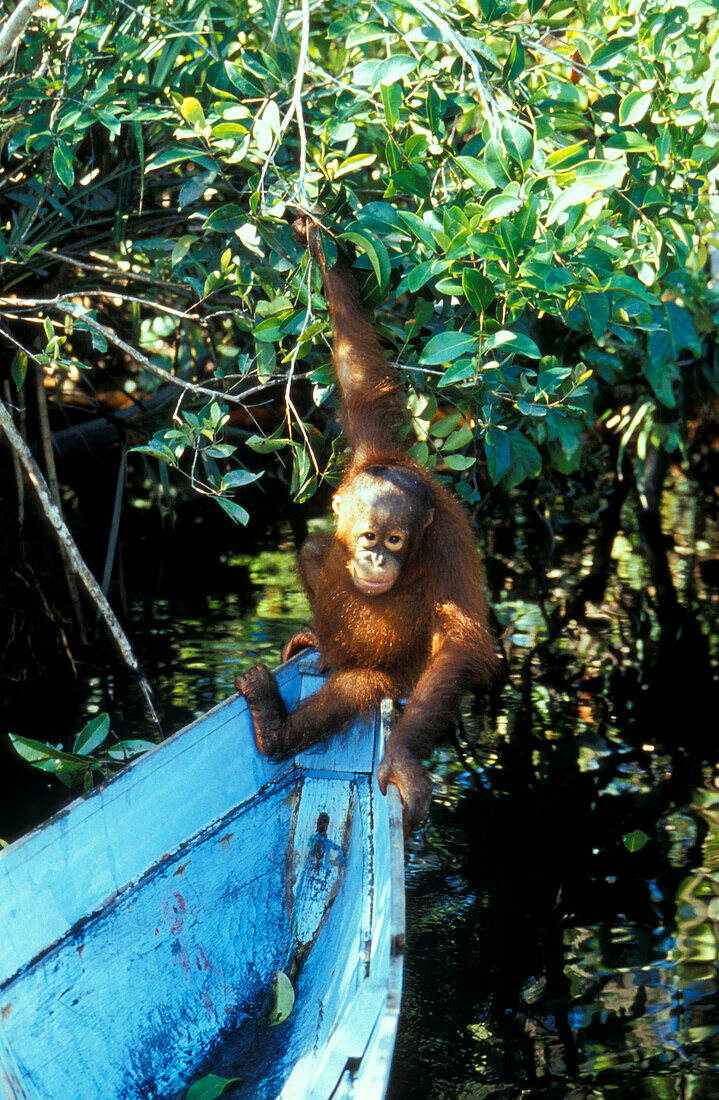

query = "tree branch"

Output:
[[0, 0, 41, 66], [0, 396, 161, 731]]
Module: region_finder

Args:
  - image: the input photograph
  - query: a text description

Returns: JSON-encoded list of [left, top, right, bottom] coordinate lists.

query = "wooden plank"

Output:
[[293, 656, 377, 775]]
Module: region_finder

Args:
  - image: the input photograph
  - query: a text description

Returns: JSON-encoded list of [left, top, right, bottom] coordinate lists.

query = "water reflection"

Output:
[[388, 471, 719, 1099], [4, 472, 719, 1098]]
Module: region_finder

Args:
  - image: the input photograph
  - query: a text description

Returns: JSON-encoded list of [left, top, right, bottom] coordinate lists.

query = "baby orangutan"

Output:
[[236, 218, 501, 833]]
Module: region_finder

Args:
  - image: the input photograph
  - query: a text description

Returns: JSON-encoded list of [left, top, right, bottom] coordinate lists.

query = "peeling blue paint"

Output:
[[0, 655, 404, 1100]]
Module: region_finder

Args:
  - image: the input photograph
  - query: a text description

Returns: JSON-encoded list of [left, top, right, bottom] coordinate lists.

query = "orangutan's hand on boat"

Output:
[[235, 665, 289, 760], [377, 748, 432, 837], [280, 628, 321, 665]]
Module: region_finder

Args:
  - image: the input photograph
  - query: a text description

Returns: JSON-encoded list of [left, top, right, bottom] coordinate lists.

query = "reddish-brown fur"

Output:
[[236, 219, 501, 832]]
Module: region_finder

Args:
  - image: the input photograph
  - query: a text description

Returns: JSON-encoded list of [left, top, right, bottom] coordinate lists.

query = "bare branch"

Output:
[[0, 0, 41, 66], [0, 397, 160, 731]]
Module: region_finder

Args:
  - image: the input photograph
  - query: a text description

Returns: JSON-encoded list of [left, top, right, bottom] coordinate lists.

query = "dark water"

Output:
[[4, 476, 719, 1098]]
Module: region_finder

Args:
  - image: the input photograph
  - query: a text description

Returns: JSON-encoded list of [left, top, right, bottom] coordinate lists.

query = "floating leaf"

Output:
[[268, 970, 295, 1025], [623, 829, 649, 853], [186, 1074, 240, 1100]]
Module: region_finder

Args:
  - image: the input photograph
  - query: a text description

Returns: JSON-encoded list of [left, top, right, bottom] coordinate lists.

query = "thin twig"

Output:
[[1, 380, 25, 529], [258, 0, 311, 205], [33, 361, 88, 642], [409, 0, 500, 136], [284, 253, 319, 471], [101, 447, 127, 598]]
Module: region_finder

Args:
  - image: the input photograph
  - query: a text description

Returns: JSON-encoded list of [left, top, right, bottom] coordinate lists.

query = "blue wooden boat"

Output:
[[0, 653, 405, 1100]]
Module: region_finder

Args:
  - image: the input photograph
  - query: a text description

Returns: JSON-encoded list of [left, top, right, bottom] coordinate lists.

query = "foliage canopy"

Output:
[[1, 0, 717, 512]]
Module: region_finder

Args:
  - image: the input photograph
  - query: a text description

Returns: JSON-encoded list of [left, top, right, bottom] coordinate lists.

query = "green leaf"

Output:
[[334, 154, 376, 178], [504, 431, 542, 488], [443, 424, 474, 451], [438, 359, 475, 387], [483, 186, 524, 221], [502, 121, 534, 170], [205, 204, 243, 233], [217, 498, 250, 525], [380, 82, 402, 128], [373, 54, 418, 87], [408, 259, 447, 292], [462, 270, 495, 313], [503, 36, 524, 83], [419, 331, 479, 366], [186, 1074, 240, 1100], [622, 829, 649, 853], [484, 330, 541, 359], [267, 970, 295, 1025], [583, 292, 610, 341], [52, 141, 74, 189], [573, 160, 628, 188], [222, 469, 262, 489], [430, 411, 462, 438], [338, 229, 390, 295], [442, 452, 476, 470], [11, 352, 27, 390], [397, 210, 435, 250], [9, 735, 85, 775], [545, 141, 589, 170], [485, 427, 511, 483], [73, 714, 111, 756], [180, 97, 206, 128], [456, 155, 495, 192], [246, 432, 289, 453], [619, 91, 652, 127], [484, 139, 513, 187], [171, 235, 197, 267]]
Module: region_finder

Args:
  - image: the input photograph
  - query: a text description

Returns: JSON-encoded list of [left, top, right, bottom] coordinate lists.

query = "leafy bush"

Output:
[[1, 0, 717, 511]]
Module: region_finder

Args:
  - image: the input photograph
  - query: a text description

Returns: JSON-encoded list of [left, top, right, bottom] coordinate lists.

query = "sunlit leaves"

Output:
[[4, 0, 715, 503], [419, 331, 479, 366], [619, 91, 652, 126], [353, 54, 418, 88]]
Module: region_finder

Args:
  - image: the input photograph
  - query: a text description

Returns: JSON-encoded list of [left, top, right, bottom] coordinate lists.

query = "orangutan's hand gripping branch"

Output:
[[236, 217, 502, 834]]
